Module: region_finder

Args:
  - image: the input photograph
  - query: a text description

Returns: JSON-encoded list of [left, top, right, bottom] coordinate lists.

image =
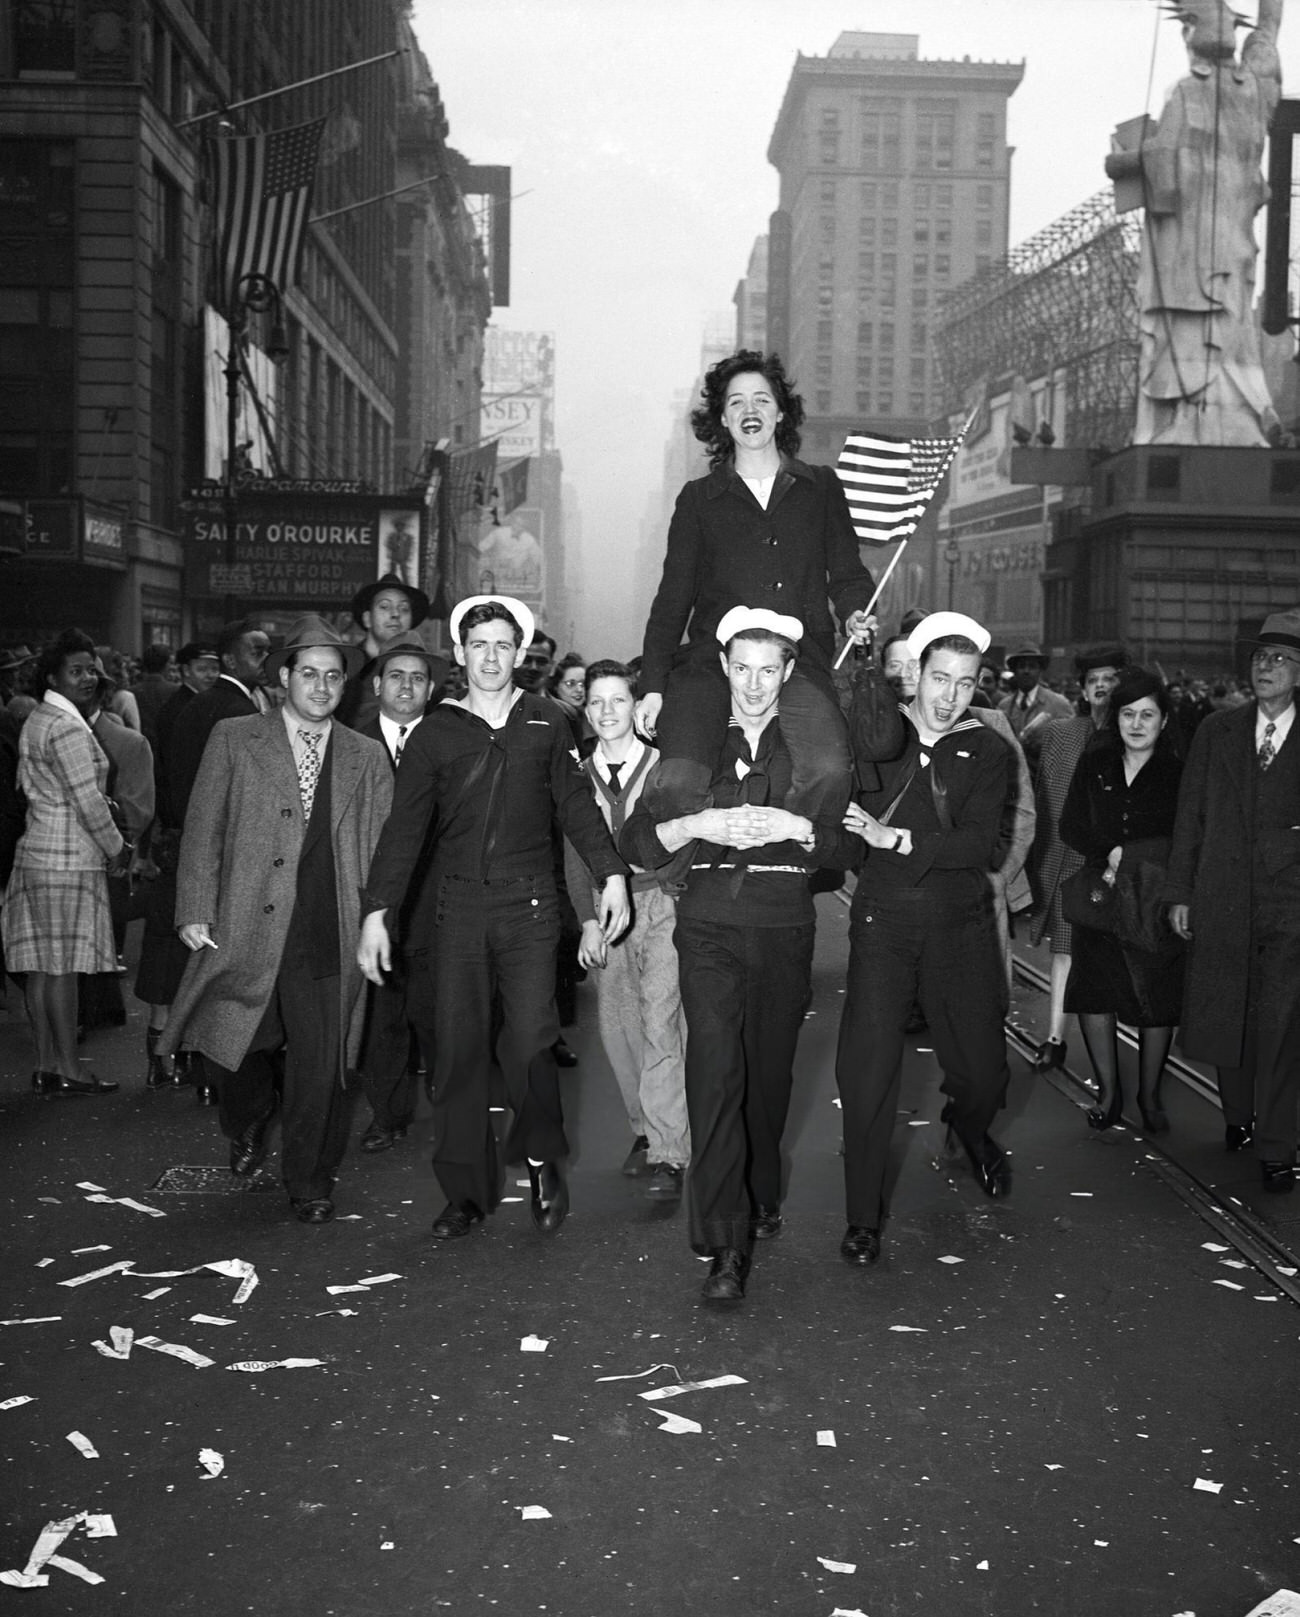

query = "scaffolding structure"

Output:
[[936, 189, 1142, 454]]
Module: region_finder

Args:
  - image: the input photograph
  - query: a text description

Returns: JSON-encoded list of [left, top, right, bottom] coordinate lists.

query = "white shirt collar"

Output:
[[43, 690, 93, 731], [1256, 700, 1297, 749], [281, 706, 331, 745], [379, 711, 422, 756], [592, 735, 646, 781]]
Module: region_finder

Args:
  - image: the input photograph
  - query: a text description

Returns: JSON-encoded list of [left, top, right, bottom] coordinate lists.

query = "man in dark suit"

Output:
[[168, 619, 270, 826], [355, 637, 447, 1152], [1167, 607, 1300, 1193], [163, 616, 392, 1223]]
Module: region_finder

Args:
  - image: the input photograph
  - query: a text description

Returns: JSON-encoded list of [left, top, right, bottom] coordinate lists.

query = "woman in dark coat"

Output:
[[1060, 669, 1185, 1132]]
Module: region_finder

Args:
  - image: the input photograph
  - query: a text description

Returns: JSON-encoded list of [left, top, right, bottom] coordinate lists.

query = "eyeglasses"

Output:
[[295, 668, 345, 686], [1251, 649, 1300, 670]]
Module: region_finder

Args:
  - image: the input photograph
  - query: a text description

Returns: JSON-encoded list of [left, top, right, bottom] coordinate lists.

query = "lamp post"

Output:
[[223, 272, 289, 619], [944, 537, 961, 611]]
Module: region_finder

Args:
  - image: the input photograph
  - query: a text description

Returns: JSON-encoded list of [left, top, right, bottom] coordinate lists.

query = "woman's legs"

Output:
[[24, 971, 55, 1073], [1137, 1025, 1175, 1129], [1078, 1011, 1121, 1127], [26, 971, 81, 1078], [1048, 953, 1072, 1043]]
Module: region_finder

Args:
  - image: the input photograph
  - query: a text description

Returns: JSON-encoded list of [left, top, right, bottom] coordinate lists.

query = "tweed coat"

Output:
[[161, 711, 392, 1074], [1028, 714, 1096, 951], [9, 698, 122, 871], [1164, 701, 1298, 1067]]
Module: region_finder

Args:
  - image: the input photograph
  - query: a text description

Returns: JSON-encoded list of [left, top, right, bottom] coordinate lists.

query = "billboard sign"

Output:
[[481, 393, 543, 459]]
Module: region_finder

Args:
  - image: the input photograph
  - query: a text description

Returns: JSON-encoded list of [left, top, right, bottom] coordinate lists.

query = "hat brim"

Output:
[[448, 595, 536, 652], [368, 642, 452, 682], [264, 639, 367, 681]]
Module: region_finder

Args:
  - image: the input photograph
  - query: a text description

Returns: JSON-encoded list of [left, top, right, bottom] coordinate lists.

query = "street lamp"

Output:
[[223, 271, 289, 618], [944, 537, 961, 611]]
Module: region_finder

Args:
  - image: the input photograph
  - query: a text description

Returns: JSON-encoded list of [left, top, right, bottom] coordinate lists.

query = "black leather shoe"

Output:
[[431, 1201, 485, 1239], [949, 1123, 1012, 1198], [194, 1082, 218, 1106], [144, 1029, 170, 1090], [528, 1161, 569, 1233], [169, 1049, 196, 1089], [701, 1248, 749, 1302], [1086, 1087, 1123, 1132], [646, 1163, 683, 1199], [361, 1121, 407, 1154], [229, 1115, 272, 1177], [621, 1134, 650, 1176], [1225, 1124, 1254, 1152], [1031, 1037, 1067, 1073], [751, 1204, 783, 1240], [40, 1071, 119, 1096], [1138, 1103, 1169, 1135], [31, 1070, 58, 1094], [291, 1197, 335, 1224], [1261, 1161, 1296, 1194], [840, 1226, 881, 1265], [552, 1038, 579, 1069]]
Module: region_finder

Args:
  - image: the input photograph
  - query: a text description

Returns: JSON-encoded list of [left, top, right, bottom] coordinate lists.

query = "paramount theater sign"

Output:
[[183, 486, 426, 608]]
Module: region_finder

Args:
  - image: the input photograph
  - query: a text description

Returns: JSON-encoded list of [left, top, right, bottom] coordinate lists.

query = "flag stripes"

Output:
[[210, 119, 327, 313], [835, 428, 966, 546]]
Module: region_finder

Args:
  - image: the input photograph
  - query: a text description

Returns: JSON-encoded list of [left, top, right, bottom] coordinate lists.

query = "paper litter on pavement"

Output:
[[888, 1325, 928, 1333], [83, 1193, 166, 1217], [65, 1432, 98, 1459], [326, 1284, 369, 1295], [1243, 1593, 1300, 1617], [1, 1396, 35, 1411], [816, 1430, 836, 1446], [91, 1326, 133, 1359], [189, 1315, 234, 1326], [70, 1245, 111, 1255], [0, 1510, 115, 1589], [129, 1258, 258, 1305], [198, 1449, 224, 1479], [2, 1317, 63, 1326], [226, 1359, 324, 1372], [639, 1374, 747, 1403], [58, 1260, 135, 1288], [1192, 1477, 1223, 1493], [518, 1506, 551, 1520], [520, 1335, 548, 1352], [141, 1288, 171, 1300], [75, 1182, 108, 1193], [358, 1273, 401, 1286], [594, 1362, 682, 1384], [651, 1409, 701, 1434], [135, 1335, 215, 1369], [817, 1556, 857, 1573]]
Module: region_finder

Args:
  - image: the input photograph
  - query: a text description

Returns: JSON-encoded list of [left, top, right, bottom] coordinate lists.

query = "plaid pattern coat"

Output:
[[12, 698, 123, 871]]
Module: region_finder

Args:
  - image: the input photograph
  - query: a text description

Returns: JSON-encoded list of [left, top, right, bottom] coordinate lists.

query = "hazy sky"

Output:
[[410, 0, 1300, 657]]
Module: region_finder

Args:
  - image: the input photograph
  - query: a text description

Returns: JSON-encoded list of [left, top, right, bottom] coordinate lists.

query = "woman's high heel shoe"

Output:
[[1086, 1086, 1123, 1131], [1138, 1099, 1169, 1135]]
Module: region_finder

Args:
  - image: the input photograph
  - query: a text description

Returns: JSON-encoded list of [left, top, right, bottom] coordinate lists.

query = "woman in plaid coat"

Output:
[[2, 629, 124, 1095]]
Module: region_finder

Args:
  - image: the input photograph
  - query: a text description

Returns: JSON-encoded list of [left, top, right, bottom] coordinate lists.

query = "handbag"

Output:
[[1059, 865, 1117, 932]]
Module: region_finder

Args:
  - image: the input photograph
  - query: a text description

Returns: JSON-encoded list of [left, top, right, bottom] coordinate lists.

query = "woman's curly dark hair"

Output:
[[34, 628, 96, 696], [690, 350, 805, 467]]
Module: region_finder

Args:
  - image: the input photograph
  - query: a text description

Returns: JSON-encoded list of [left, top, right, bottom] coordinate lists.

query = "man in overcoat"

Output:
[[163, 616, 392, 1222], [1166, 607, 1300, 1192]]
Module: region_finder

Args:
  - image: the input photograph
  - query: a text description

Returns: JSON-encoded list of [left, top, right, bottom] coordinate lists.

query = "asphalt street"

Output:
[[2, 894, 1299, 1616]]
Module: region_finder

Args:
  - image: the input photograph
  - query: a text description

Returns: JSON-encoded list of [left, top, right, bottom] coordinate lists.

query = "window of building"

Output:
[[820, 178, 837, 203], [878, 394, 893, 414], [880, 280, 896, 307], [914, 220, 930, 245], [913, 255, 928, 279], [857, 355, 872, 378], [880, 253, 896, 278], [858, 320, 873, 346], [821, 213, 836, 241], [816, 392, 831, 413], [859, 217, 875, 243], [914, 184, 931, 210], [857, 252, 874, 275], [820, 133, 840, 165], [14, 1, 77, 71], [909, 392, 926, 415], [880, 323, 895, 349], [815, 354, 832, 381], [936, 184, 953, 209], [883, 181, 899, 208], [975, 255, 991, 275], [911, 323, 927, 350], [860, 182, 877, 209], [935, 219, 952, 247], [976, 112, 996, 170], [976, 217, 993, 247], [881, 218, 897, 249], [878, 356, 894, 382], [934, 255, 951, 278], [915, 108, 955, 172], [817, 319, 833, 345], [910, 357, 927, 384], [914, 288, 929, 310], [857, 390, 871, 413], [977, 184, 993, 210]]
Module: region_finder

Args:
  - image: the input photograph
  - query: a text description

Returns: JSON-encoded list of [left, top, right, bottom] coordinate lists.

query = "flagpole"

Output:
[[178, 49, 406, 128], [833, 541, 910, 670]]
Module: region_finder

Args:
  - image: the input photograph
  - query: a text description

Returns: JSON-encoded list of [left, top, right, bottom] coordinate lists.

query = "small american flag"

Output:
[[835, 427, 967, 546], [209, 118, 326, 314], [446, 441, 499, 515]]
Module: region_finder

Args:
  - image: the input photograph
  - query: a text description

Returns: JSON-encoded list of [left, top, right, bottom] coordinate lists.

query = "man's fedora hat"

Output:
[[1005, 641, 1049, 668], [1255, 607, 1300, 652], [0, 644, 35, 673], [351, 572, 431, 628], [448, 594, 536, 650], [369, 636, 451, 683], [264, 615, 366, 680]]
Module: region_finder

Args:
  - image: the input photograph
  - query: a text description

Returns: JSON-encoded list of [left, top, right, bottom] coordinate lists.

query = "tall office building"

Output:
[[766, 31, 1022, 464]]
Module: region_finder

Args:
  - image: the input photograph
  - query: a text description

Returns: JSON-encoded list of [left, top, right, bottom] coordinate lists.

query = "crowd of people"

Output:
[[2, 348, 1298, 1305]]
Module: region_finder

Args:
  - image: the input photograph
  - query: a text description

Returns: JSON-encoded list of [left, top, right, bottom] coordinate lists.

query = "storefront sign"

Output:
[[83, 503, 126, 563], [25, 499, 77, 556]]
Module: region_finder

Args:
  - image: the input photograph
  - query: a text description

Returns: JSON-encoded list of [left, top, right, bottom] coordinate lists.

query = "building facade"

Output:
[[0, 0, 494, 653], [765, 30, 1022, 466]]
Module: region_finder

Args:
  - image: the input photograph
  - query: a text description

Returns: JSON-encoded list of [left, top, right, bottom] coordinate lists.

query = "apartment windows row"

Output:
[[817, 100, 1002, 172]]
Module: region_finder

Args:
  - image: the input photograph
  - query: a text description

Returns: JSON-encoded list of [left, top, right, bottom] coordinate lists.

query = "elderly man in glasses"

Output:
[[1167, 607, 1300, 1193]]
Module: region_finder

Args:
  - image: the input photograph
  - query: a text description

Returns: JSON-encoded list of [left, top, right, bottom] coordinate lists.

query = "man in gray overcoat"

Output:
[[163, 616, 392, 1222], [1167, 607, 1300, 1193]]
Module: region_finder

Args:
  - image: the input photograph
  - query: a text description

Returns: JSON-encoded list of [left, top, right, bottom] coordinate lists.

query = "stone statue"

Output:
[[1106, 0, 1283, 446]]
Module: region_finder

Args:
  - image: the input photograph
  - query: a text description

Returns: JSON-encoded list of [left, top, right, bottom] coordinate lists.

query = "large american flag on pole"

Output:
[[209, 118, 327, 314], [834, 424, 969, 546]]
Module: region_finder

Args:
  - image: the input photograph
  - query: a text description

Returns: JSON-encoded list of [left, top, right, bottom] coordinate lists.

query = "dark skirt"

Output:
[[1064, 923, 1185, 1027]]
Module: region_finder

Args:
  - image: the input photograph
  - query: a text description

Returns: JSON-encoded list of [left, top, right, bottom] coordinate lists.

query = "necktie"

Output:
[[606, 761, 623, 793], [1259, 720, 1277, 772], [297, 730, 322, 819], [394, 725, 407, 766]]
